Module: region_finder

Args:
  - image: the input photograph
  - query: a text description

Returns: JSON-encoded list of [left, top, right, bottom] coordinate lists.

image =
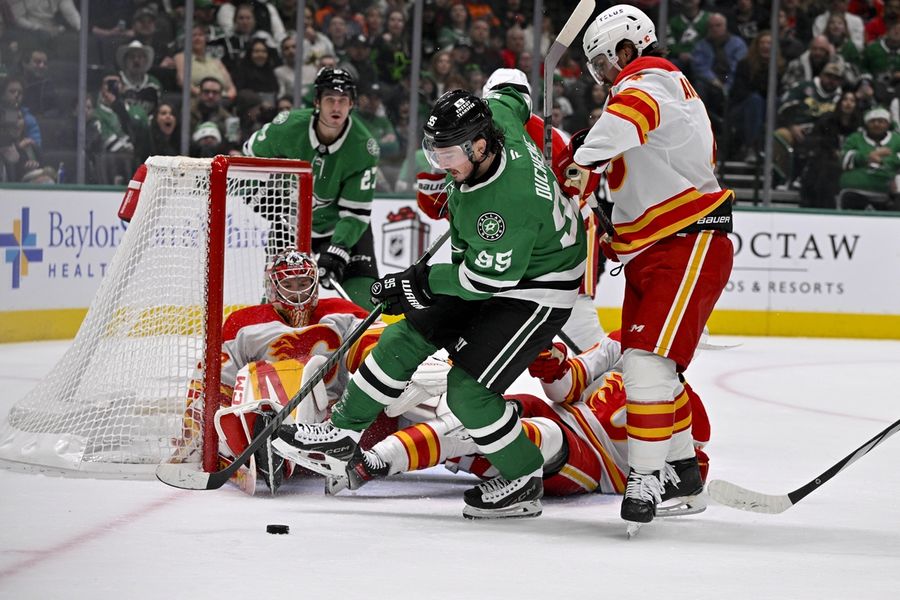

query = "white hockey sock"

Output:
[[522, 417, 565, 470]]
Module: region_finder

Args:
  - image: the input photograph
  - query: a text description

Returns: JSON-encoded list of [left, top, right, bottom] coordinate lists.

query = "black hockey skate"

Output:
[[462, 469, 544, 520], [657, 456, 707, 517], [621, 469, 664, 537], [272, 421, 361, 478]]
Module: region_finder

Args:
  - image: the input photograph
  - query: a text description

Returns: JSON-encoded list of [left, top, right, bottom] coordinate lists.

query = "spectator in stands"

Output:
[[863, 20, 900, 91], [782, 0, 813, 45], [523, 14, 555, 58], [7, 0, 81, 39], [19, 48, 58, 117], [189, 76, 234, 139], [782, 35, 845, 90], [117, 40, 162, 118], [301, 5, 337, 89], [0, 106, 55, 183], [355, 83, 398, 187], [499, 0, 528, 31], [191, 0, 228, 61], [276, 0, 298, 30], [438, 2, 471, 50], [2, 75, 41, 150], [428, 49, 457, 98], [372, 9, 411, 88], [220, 3, 277, 72], [341, 34, 377, 91], [327, 16, 352, 61], [92, 73, 149, 184], [315, 0, 363, 37], [855, 74, 878, 112], [449, 41, 474, 76], [234, 89, 269, 146], [776, 61, 844, 178], [825, 12, 863, 84], [730, 30, 783, 162], [469, 18, 503, 75], [276, 95, 292, 113], [130, 5, 176, 70], [190, 120, 226, 158], [778, 6, 808, 61], [217, 0, 286, 45], [690, 13, 747, 131], [839, 106, 900, 209], [813, 0, 866, 52], [723, 0, 767, 44], [275, 34, 297, 101], [668, 0, 710, 74], [466, 67, 487, 99], [500, 25, 527, 69], [865, 0, 900, 44], [800, 89, 862, 208], [363, 5, 384, 39], [175, 25, 236, 102], [233, 38, 279, 107], [148, 101, 180, 156]]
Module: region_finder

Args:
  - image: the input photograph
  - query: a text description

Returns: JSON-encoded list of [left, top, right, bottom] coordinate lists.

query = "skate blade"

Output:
[[656, 494, 707, 518], [625, 522, 644, 539], [325, 475, 349, 495], [462, 500, 542, 520], [271, 439, 348, 478]]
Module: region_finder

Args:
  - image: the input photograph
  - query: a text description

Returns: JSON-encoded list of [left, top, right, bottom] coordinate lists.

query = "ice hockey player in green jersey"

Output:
[[243, 67, 380, 306], [274, 85, 587, 520]]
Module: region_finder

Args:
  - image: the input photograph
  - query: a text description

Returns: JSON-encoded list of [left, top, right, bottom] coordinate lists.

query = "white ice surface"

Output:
[[1, 336, 900, 599]]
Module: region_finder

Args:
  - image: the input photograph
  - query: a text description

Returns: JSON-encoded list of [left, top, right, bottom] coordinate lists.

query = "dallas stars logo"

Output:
[[476, 212, 505, 241]]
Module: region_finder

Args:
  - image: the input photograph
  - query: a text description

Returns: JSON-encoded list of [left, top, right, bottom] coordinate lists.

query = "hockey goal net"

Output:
[[0, 156, 313, 477]]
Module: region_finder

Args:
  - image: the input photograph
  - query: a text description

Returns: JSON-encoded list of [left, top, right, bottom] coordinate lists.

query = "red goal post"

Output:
[[0, 155, 313, 477]]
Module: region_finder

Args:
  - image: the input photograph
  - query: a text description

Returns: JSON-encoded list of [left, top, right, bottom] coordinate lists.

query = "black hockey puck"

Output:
[[266, 524, 290, 535]]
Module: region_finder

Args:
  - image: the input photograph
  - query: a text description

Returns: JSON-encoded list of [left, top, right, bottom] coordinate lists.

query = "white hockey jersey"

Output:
[[574, 56, 733, 264]]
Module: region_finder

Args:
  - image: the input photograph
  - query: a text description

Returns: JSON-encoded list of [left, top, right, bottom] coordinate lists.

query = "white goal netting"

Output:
[[0, 156, 311, 477]]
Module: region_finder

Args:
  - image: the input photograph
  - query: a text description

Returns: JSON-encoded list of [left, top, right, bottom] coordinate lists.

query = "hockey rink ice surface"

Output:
[[1, 336, 899, 599]]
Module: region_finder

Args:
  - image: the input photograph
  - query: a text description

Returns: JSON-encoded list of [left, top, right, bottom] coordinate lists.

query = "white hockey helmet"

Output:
[[583, 4, 657, 84]]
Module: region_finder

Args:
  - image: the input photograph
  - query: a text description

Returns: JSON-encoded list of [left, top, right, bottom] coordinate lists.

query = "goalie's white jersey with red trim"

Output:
[[219, 298, 382, 400], [574, 56, 733, 264]]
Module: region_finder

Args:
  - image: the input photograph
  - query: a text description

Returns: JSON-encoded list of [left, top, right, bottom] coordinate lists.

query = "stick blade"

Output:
[[707, 479, 793, 514], [156, 463, 222, 490]]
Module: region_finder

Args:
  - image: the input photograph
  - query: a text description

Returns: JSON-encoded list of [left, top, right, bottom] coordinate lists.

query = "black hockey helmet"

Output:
[[423, 89, 493, 149], [314, 67, 357, 101]]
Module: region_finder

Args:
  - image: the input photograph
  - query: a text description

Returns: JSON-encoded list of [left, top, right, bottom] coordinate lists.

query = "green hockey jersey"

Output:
[[427, 88, 587, 309], [243, 108, 379, 249], [840, 129, 900, 192]]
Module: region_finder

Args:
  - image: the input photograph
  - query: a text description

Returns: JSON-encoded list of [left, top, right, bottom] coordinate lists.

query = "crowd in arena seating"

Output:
[[0, 0, 899, 210]]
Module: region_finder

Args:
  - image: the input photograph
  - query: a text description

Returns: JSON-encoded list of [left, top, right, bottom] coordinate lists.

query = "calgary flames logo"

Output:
[[270, 324, 342, 363]]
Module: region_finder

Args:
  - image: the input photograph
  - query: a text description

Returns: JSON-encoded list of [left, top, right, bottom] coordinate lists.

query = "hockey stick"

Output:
[[327, 276, 351, 302], [707, 417, 900, 514], [156, 230, 451, 490], [542, 0, 596, 162]]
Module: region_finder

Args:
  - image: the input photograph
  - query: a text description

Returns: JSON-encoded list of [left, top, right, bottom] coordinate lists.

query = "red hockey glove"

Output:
[[528, 342, 570, 383], [599, 233, 619, 263], [553, 129, 601, 198], [416, 171, 449, 220]]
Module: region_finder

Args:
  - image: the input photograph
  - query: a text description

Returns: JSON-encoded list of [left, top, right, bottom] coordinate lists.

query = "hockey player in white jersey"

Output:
[[565, 4, 734, 534]]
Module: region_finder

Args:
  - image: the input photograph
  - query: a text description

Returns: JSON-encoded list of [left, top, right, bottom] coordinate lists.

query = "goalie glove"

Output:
[[554, 129, 602, 199], [528, 342, 570, 383], [370, 262, 434, 316], [416, 171, 449, 220]]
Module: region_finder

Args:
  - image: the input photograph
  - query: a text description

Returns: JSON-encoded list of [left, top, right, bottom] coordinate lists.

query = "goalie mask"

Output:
[[422, 90, 501, 183], [265, 251, 319, 327], [583, 5, 657, 85]]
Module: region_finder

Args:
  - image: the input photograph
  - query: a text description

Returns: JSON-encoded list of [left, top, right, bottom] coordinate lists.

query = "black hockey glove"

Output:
[[317, 245, 350, 288], [370, 262, 434, 316]]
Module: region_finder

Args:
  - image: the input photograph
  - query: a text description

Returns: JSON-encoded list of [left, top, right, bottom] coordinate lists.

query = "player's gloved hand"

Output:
[[528, 342, 570, 383], [554, 129, 601, 198], [370, 262, 434, 315], [317, 245, 350, 288], [599, 233, 619, 263], [416, 171, 449, 220]]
